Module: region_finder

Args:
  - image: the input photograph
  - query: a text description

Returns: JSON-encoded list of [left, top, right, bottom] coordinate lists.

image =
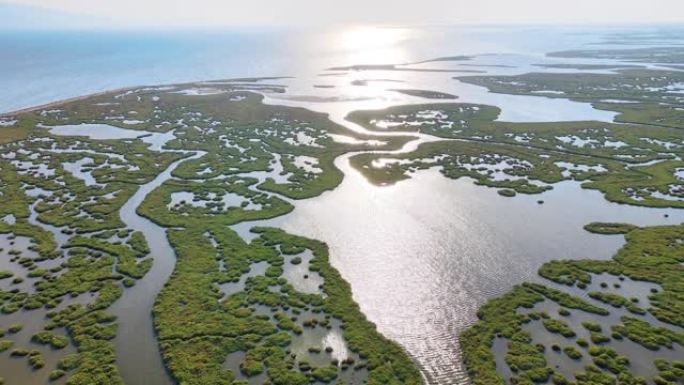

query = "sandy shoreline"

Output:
[[0, 77, 291, 118], [0, 87, 133, 117]]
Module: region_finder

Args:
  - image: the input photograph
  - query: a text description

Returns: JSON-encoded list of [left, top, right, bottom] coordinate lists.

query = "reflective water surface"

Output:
[[1, 25, 684, 385], [274, 168, 684, 383]]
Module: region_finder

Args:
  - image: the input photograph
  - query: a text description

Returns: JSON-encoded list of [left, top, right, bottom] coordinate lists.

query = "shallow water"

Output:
[[271, 162, 684, 384], [62, 157, 101, 186], [218, 261, 269, 296], [281, 250, 324, 295], [518, 293, 682, 381], [110, 150, 203, 385], [47, 123, 176, 151], [243, 33, 684, 382], [0, 307, 73, 385], [3, 25, 684, 114]]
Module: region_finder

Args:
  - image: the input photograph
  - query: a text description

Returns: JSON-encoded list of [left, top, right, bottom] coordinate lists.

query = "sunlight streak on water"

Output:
[[278, 165, 684, 384], [334, 26, 413, 66]]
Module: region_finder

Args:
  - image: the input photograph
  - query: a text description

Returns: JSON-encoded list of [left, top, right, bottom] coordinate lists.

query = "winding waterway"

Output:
[[233, 117, 684, 384], [2, 25, 684, 385], [110, 149, 203, 385], [43, 60, 684, 385]]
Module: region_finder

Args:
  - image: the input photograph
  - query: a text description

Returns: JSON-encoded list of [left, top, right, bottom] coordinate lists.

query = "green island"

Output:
[[388, 89, 459, 100]]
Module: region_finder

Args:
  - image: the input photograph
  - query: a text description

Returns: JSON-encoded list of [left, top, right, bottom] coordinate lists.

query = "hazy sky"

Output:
[[4, 0, 684, 27]]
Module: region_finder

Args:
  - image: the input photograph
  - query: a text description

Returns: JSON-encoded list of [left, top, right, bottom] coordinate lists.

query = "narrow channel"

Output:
[[111, 151, 204, 385]]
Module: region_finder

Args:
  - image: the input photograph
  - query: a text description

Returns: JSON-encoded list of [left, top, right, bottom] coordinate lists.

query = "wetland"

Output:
[[0, 25, 683, 385]]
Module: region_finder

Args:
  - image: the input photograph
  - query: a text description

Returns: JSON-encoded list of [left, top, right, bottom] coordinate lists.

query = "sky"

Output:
[[2, 0, 684, 28]]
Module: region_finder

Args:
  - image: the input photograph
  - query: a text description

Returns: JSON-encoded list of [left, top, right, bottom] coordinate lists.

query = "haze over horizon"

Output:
[[2, 0, 684, 29]]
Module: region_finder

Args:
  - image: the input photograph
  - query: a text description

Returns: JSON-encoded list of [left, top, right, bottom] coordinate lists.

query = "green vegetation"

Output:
[[343, 57, 684, 213], [8, 323, 22, 333], [654, 359, 684, 384], [388, 89, 458, 99], [2, 47, 684, 385], [497, 189, 517, 197], [10, 348, 30, 357], [0, 340, 13, 352], [347, 100, 684, 207], [461, 223, 684, 384], [611, 317, 684, 350], [563, 346, 582, 360], [542, 319, 576, 338], [459, 67, 684, 128], [336, 69, 684, 385], [581, 320, 603, 333], [533, 63, 644, 70], [32, 331, 70, 349], [588, 291, 646, 314], [587, 346, 631, 376], [583, 222, 638, 235], [547, 47, 684, 64], [150, 89, 412, 199], [0, 80, 420, 384], [150, 223, 421, 384], [0, 122, 30, 144]]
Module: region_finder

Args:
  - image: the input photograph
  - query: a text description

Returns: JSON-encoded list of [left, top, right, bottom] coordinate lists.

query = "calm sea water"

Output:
[[2, 25, 682, 113], [1, 25, 684, 385]]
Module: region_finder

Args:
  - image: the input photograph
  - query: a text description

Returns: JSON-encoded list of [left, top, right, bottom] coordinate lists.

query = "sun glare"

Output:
[[337, 26, 407, 50], [335, 26, 412, 65]]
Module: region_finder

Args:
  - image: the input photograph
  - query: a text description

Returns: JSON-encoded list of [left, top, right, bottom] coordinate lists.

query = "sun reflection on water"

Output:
[[334, 25, 413, 66]]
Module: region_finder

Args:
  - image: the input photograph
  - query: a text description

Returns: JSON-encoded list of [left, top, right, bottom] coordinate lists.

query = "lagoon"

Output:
[[1, 25, 684, 385]]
